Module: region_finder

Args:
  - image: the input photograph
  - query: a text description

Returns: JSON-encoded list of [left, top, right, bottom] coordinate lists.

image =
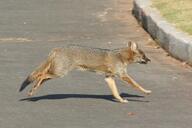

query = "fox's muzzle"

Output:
[[145, 57, 151, 63], [140, 56, 151, 64]]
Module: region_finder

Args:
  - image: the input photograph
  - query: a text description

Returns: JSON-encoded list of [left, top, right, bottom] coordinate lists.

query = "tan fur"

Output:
[[20, 41, 151, 103]]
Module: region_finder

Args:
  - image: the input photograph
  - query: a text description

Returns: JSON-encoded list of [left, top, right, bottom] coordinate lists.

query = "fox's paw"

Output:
[[119, 99, 128, 103], [144, 90, 152, 95], [27, 91, 33, 97]]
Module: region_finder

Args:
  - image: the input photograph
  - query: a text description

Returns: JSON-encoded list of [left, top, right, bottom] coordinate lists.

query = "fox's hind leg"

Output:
[[28, 74, 55, 96], [27, 66, 73, 96], [28, 78, 42, 96]]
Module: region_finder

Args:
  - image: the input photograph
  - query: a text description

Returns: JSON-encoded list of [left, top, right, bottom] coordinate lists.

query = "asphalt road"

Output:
[[0, 0, 192, 128]]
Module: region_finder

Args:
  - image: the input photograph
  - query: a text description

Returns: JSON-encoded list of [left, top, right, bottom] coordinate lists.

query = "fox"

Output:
[[19, 41, 151, 103]]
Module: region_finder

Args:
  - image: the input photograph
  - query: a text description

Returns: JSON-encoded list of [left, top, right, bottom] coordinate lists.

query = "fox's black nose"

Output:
[[146, 57, 151, 62]]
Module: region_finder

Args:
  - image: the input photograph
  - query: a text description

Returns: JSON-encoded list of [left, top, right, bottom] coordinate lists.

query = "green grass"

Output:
[[152, 0, 192, 35]]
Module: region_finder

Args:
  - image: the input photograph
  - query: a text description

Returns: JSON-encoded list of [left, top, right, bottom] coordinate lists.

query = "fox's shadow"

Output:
[[20, 93, 149, 102]]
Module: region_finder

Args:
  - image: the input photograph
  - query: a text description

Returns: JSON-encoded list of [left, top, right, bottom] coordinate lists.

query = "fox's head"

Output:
[[120, 41, 151, 64]]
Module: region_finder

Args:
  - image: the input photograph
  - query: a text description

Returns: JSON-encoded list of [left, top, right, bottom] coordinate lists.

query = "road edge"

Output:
[[132, 0, 192, 65]]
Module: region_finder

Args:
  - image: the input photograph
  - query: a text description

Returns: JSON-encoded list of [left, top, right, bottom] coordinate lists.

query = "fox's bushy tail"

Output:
[[19, 76, 33, 92]]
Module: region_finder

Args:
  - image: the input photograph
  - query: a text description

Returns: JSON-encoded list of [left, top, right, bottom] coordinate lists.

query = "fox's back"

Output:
[[53, 45, 111, 67]]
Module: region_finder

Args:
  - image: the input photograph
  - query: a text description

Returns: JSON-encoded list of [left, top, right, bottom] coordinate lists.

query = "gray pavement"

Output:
[[0, 0, 192, 128]]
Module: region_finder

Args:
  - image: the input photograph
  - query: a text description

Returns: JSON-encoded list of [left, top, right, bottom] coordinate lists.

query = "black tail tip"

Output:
[[19, 77, 31, 92]]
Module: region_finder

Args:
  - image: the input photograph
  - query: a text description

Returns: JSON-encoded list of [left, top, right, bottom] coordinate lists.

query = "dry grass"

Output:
[[152, 0, 192, 35]]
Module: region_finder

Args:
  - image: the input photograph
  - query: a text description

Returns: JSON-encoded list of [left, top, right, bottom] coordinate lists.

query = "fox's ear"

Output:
[[127, 41, 132, 47], [128, 41, 138, 51], [129, 41, 138, 51]]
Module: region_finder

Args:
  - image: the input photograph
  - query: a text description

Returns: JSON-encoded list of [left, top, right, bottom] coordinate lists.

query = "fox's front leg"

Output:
[[120, 74, 151, 95], [105, 77, 128, 103]]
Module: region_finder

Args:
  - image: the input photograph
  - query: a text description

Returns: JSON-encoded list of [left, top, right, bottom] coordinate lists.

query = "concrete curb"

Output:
[[132, 0, 192, 65]]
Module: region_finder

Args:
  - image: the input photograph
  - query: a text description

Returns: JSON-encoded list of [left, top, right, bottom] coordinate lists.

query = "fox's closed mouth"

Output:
[[139, 61, 147, 64]]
